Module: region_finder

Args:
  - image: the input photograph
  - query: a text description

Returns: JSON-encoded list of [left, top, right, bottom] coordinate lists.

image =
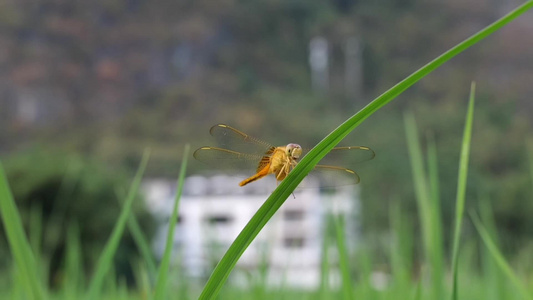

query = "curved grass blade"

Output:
[[451, 82, 476, 300], [198, 3, 533, 299], [121, 191, 158, 278], [478, 198, 507, 300], [154, 144, 190, 300], [470, 211, 533, 300], [0, 163, 46, 300], [86, 149, 151, 300], [114, 187, 158, 279]]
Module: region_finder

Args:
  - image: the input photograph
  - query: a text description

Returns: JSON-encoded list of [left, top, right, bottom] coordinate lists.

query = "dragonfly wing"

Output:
[[302, 146, 375, 166], [309, 164, 361, 187], [329, 146, 375, 162], [193, 146, 265, 170], [256, 147, 275, 173], [209, 124, 274, 154], [296, 146, 374, 188]]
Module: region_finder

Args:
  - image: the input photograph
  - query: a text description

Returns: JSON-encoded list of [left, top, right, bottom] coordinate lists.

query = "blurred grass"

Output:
[[117, 190, 158, 280], [334, 214, 354, 300], [0, 2, 532, 300], [389, 201, 413, 297], [154, 145, 190, 300], [0, 162, 46, 299], [470, 212, 532, 300], [85, 149, 151, 300], [450, 82, 476, 300], [405, 111, 444, 300]]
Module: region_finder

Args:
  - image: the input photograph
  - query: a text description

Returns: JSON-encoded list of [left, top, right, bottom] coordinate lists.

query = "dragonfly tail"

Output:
[[239, 166, 270, 186]]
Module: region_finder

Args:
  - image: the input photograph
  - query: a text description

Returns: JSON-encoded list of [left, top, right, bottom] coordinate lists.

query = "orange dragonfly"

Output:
[[193, 124, 375, 187]]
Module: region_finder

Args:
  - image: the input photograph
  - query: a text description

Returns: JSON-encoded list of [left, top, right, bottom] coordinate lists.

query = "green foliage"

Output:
[[86, 149, 151, 300], [154, 145, 190, 300], [471, 212, 533, 300], [1, 85, 533, 299], [0, 163, 45, 299], [0, 1, 532, 299], [198, 3, 533, 298], [4, 0, 529, 249], [450, 82, 476, 300], [0, 149, 155, 288], [405, 111, 444, 299], [334, 215, 355, 300]]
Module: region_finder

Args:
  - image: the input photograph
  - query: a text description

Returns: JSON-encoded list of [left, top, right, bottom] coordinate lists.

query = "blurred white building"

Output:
[[142, 174, 360, 289]]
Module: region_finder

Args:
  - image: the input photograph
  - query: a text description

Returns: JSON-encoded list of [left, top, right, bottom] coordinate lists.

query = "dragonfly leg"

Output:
[[276, 163, 288, 181]]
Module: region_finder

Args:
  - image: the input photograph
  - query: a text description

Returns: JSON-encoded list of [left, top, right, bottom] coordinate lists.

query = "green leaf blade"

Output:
[[0, 163, 46, 300], [154, 144, 190, 300], [85, 149, 151, 300], [451, 82, 476, 300]]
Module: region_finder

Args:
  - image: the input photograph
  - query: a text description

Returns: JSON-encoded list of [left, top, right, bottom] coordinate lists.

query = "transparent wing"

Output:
[[209, 124, 274, 155], [193, 146, 267, 170], [306, 146, 375, 166], [195, 124, 375, 187], [308, 165, 361, 188], [300, 146, 375, 188]]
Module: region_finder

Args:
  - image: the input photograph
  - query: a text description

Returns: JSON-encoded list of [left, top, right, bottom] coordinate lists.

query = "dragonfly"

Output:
[[193, 124, 375, 187]]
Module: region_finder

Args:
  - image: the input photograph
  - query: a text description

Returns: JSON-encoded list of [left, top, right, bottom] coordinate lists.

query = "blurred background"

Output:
[[1, 0, 533, 293]]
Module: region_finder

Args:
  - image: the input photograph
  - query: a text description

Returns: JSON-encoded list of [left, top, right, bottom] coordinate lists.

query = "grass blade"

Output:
[[115, 187, 158, 278], [126, 200, 158, 278], [154, 144, 190, 299], [451, 82, 476, 300], [198, 3, 533, 299], [85, 149, 151, 300], [413, 280, 422, 300], [356, 244, 374, 299], [478, 198, 507, 300], [63, 222, 84, 298], [334, 214, 354, 300], [389, 201, 413, 296], [29, 203, 43, 258], [404, 112, 444, 299], [135, 261, 154, 300], [0, 162, 46, 300], [427, 133, 444, 298], [470, 212, 533, 300], [318, 213, 333, 299]]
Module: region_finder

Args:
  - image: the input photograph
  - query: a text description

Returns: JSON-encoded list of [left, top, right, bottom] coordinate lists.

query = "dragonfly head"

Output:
[[286, 143, 302, 159]]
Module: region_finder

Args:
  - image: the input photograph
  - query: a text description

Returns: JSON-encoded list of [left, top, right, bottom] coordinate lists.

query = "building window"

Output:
[[283, 237, 305, 248], [284, 209, 305, 221], [206, 215, 232, 225]]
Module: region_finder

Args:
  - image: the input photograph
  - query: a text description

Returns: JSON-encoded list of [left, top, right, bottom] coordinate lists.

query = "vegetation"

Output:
[[0, 149, 155, 289], [0, 0, 532, 299], [1, 94, 533, 298], [1, 0, 532, 247]]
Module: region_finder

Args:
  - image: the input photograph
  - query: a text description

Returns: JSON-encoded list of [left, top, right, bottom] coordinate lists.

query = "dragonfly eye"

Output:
[[286, 144, 302, 159]]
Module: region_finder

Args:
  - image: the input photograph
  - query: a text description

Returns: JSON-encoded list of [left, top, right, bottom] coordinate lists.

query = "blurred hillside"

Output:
[[1, 1, 533, 246]]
